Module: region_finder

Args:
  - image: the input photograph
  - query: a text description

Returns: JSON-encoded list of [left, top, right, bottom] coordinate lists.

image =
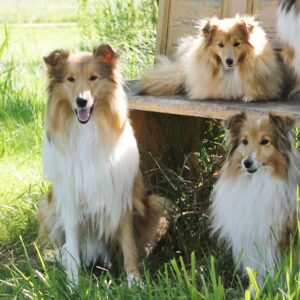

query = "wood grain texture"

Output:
[[125, 80, 300, 125]]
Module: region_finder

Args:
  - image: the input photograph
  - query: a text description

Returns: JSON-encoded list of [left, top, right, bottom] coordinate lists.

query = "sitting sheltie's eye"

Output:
[[218, 42, 224, 48], [242, 138, 248, 145], [233, 41, 240, 47], [89, 75, 98, 81], [67, 76, 75, 82], [260, 138, 269, 145]]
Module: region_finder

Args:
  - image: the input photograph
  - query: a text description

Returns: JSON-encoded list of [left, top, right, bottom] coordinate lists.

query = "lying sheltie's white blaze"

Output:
[[140, 15, 282, 102], [38, 44, 170, 285], [210, 112, 300, 282], [277, 0, 300, 99]]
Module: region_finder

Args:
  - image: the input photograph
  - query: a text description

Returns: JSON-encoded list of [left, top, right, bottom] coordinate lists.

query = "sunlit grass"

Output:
[[0, 0, 78, 23], [1, 1, 300, 298]]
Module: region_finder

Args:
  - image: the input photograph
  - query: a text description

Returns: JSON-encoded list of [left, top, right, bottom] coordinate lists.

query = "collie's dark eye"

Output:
[[242, 138, 248, 145], [89, 75, 98, 81], [67, 76, 75, 82], [218, 42, 224, 48], [260, 139, 269, 145], [233, 41, 240, 47]]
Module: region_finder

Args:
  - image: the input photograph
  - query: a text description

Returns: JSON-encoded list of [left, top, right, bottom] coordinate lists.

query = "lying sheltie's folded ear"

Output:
[[93, 43, 119, 69], [235, 16, 255, 38], [43, 49, 69, 69], [201, 19, 218, 39]]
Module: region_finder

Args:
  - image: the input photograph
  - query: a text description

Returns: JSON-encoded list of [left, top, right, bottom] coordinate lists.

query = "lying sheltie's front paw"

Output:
[[242, 95, 255, 103]]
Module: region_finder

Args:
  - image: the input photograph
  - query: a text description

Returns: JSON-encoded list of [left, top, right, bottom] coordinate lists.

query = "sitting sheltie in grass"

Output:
[[37, 43, 169, 285], [277, 0, 300, 99], [140, 16, 283, 102], [210, 112, 300, 283]]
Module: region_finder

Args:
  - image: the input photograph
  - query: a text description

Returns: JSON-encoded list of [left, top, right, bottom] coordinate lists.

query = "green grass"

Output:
[[1, 1, 300, 299], [0, 0, 78, 23]]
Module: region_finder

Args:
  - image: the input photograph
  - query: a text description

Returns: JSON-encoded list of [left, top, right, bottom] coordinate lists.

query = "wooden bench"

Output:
[[125, 0, 300, 164]]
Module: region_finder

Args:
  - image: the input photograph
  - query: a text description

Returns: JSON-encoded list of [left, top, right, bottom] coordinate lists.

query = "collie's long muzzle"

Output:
[[75, 96, 94, 124]]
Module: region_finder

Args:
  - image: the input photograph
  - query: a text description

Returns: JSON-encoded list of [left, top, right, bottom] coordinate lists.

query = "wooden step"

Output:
[[125, 80, 300, 125]]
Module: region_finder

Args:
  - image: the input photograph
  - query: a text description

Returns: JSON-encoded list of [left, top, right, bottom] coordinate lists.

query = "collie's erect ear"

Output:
[[224, 112, 247, 135], [269, 113, 295, 133], [43, 49, 69, 68], [93, 43, 119, 68]]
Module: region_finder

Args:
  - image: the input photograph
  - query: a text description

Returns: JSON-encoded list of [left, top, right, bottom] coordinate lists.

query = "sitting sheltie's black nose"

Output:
[[76, 97, 88, 108], [243, 159, 253, 169], [226, 58, 234, 66]]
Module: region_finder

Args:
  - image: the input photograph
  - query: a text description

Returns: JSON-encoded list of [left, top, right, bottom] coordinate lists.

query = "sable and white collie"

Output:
[[210, 112, 300, 283], [37, 44, 168, 285], [140, 16, 283, 102], [277, 0, 300, 99]]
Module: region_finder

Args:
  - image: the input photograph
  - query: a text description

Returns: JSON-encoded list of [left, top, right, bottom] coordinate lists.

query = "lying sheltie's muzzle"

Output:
[[75, 97, 94, 124]]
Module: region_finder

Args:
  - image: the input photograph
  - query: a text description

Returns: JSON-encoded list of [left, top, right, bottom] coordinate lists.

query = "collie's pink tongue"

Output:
[[77, 108, 90, 123]]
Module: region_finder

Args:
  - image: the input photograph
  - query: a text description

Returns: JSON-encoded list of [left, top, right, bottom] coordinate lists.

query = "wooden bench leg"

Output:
[[129, 110, 209, 174]]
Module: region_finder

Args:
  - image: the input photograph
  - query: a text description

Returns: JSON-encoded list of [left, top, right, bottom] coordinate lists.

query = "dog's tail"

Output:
[[133, 173, 172, 254], [139, 56, 184, 96]]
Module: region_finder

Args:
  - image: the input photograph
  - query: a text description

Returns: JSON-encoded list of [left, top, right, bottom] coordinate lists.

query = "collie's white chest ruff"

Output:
[[43, 120, 139, 239], [211, 169, 296, 275]]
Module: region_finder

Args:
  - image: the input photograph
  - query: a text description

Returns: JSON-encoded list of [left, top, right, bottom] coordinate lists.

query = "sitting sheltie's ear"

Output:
[[269, 113, 295, 152], [224, 112, 247, 156], [93, 43, 119, 69], [43, 49, 69, 69], [224, 112, 247, 136], [269, 113, 295, 132]]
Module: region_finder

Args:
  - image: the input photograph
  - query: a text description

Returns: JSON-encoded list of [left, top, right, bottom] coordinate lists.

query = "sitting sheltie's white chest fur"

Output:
[[211, 169, 296, 274], [43, 119, 139, 238]]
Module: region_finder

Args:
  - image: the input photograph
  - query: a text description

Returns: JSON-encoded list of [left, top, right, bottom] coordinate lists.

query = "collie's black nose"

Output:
[[243, 159, 253, 169], [76, 97, 88, 108], [226, 58, 234, 66]]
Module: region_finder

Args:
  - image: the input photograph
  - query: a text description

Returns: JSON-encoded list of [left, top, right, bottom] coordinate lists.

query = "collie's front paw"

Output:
[[127, 272, 143, 288], [242, 95, 255, 103], [66, 256, 79, 286]]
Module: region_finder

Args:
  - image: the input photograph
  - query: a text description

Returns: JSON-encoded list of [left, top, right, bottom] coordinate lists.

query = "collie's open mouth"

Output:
[[75, 105, 94, 124]]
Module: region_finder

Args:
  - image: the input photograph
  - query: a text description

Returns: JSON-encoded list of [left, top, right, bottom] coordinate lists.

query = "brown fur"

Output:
[[279, 213, 298, 253], [141, 16, 282, 101], [224, 112, 295, 179], [278, 0, 300, 99], [39, 44, 170, 281], [44, 44, 126, 147]]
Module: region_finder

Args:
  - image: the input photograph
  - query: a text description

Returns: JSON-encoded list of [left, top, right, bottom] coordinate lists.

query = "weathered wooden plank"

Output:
[[252, 0, 279, 48], [125, 80, 300, 124]]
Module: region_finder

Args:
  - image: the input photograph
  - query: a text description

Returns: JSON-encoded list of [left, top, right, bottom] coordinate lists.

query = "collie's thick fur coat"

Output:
[[37, 44, 168, 285], [210, 112, 300, 282], [141, 16, 282, 102], [277, 0, 300, 99]]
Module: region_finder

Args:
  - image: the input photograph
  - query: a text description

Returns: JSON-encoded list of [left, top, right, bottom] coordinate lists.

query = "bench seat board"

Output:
[[126, 80, 300, 124]]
